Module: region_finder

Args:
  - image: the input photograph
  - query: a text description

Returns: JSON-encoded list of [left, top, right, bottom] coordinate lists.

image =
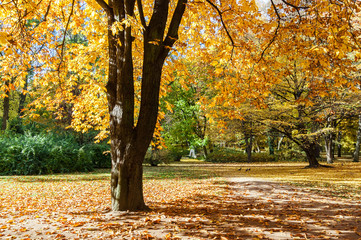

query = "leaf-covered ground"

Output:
[[0, 161, 361, 239]]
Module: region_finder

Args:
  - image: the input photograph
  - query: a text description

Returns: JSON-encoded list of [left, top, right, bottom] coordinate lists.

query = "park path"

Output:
[[122, 177, 361, 239], [219, 177, 361, 239]]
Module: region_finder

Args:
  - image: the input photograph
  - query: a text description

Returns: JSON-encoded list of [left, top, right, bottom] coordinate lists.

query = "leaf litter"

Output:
[[0, 163, 360, 239]]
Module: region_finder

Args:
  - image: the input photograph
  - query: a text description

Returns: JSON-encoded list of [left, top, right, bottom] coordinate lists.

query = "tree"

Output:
[[91, 0, 187, 211], [162, 60, 214, 157]]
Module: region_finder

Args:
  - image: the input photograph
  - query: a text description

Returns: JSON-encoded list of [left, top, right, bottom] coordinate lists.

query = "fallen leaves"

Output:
[[0, 163, 361, 239]]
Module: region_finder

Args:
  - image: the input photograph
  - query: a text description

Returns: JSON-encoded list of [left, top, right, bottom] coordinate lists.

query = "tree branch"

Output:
[[159, 0, 187, 61], [258, 0, 280, 62], [136, 0, 147, 29], [281, 0, 309, 10], [57, 0, 75, 72], [205, 0, 235, 47], [94, 0, 113, 14]]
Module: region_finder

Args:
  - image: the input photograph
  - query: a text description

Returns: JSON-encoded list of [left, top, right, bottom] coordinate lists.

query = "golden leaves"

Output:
[[0, 32, 9, 45]]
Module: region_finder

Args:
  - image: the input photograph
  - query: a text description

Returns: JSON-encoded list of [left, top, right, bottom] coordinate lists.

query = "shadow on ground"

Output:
[[142, 178, 361, 239]]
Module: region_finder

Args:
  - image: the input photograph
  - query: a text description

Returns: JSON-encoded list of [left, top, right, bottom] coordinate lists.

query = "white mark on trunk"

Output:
[[111, 103, 123, 124]]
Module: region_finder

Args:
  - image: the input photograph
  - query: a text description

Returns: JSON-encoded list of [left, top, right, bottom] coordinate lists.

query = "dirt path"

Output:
[[1, 177, 361, 239], [223, 177, 361, 239]]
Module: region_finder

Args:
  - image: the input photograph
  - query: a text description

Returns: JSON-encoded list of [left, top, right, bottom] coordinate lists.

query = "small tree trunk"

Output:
[[255, 139, 260, 153], [2, 88, 10, 131], [353, 115, 361, 162], [277, 135, 284, 150], [337, 131, 342, 158], [268, 131, 275, 155], [245, 134, 253, 163], [202, 145, 208, 158], [18, 69, 30, 117], [324, 133, 334, 164]]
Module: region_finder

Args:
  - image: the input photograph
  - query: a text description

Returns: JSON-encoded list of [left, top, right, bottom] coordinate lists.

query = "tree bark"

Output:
[[18, 68, 31, 117], [268, 130, 276, 155], [324, 132, 334, 164], [353, 115, 361, 162], [277, 135, 284, 150], [245, 133, 253, 163], [1, 87, 10, 131], [303, 141, 320, 167], [337, 131, 342, 158], [98, 0, 187, 211]]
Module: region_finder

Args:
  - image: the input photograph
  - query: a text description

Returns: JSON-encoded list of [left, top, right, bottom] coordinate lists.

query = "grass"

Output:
[[144, 159, 361, 199], [1, 159, 360, 199]]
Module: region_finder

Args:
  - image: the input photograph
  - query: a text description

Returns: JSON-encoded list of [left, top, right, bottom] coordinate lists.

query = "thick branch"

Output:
[[136, 0, 147, 28], [94, 0, 113, 14], [160, 0, 187, 61]]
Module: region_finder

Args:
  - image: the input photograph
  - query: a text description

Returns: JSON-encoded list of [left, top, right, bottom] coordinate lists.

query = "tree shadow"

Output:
[[147, 180, 361, 239]]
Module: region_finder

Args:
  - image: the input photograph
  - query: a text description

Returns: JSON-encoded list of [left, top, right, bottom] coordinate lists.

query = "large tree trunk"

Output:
[[100, 0, 187, 211], [302, 141, 320, 167], [353, 115, 361, 162]]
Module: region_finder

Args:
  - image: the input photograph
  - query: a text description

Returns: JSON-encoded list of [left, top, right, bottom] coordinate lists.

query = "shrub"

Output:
[[0, 131, 95, 175], [206, 148, 276, 163], [83, 143, 111, 168], [168, 147, 188, 161], [275, 149, 307, 162]]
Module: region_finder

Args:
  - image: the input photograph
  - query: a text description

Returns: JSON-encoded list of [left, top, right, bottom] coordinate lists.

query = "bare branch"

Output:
[[258, 0, 280, 62], [57, 0, 75, 72], [281, 0, 309, 10], [205, 0, 235, 47]]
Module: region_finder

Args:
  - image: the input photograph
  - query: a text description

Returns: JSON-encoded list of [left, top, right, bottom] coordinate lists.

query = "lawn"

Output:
[[144, 160, 361, 199]]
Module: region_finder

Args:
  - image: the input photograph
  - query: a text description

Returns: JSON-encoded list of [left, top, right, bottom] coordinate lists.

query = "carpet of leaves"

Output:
[[0, 168, 361, 239]]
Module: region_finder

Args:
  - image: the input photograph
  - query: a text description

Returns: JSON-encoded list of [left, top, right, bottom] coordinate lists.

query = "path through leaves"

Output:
[[0, 174, 360, 239]]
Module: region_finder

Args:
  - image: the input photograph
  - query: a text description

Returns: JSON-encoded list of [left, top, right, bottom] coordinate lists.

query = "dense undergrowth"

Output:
[[0, 120, 110, 175]]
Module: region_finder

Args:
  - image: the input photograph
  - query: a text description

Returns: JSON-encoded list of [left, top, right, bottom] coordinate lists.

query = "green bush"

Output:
[[168, 147, 188, 161], [275, 149, 307, 162], [0, 130, 104, 175], [144, 149, 167, 166], [83, 143, 111, 168], [206, 148, 276, 163]]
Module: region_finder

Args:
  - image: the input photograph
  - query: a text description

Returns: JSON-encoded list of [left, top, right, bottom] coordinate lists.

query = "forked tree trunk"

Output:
[[100, 0, 187, 211]]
